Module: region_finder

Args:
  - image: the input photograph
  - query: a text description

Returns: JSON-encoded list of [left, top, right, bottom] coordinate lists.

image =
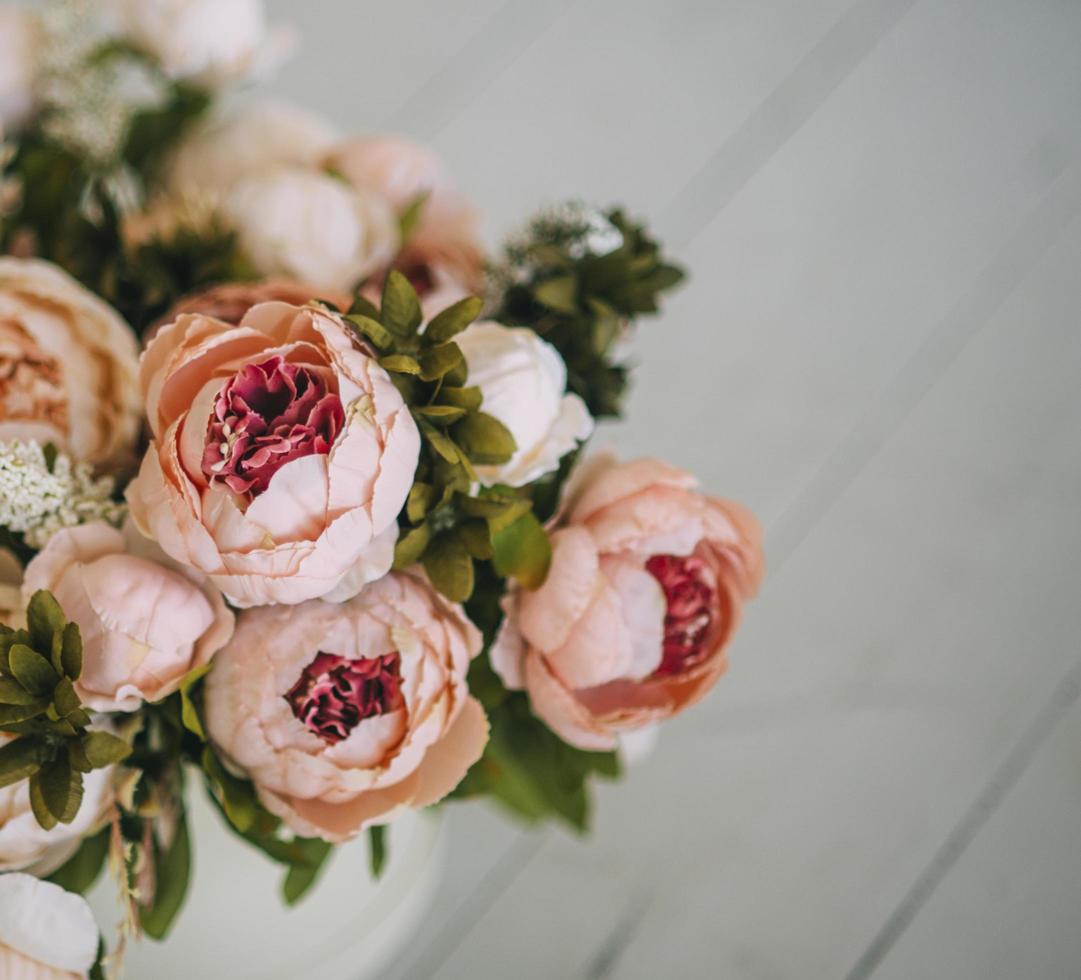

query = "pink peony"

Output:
[[0, 874, 99, 979], [203, 572, 489, 842], [126, 300, 420, 608], [326, 136, 485, 295], [492, 455, 764, 750], [21, 522, 234, 713], [163, 279, 354, 328]]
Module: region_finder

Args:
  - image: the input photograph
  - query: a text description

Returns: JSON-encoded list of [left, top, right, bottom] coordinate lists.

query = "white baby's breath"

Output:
[[0, 440, 125, 549]]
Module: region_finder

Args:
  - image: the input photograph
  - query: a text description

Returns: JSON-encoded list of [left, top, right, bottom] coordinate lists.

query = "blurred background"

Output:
[[264, 1, 1081, 977]]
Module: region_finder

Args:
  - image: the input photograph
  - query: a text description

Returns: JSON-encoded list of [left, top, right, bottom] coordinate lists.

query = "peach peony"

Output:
[[0, 875, 99, 980], [203, 572, 489, 841], [21, 522, 234, 712], [326, 136, 485, 293], [0, 259, 140, 468], [126, 300, 420, 607], [165, 279, 354, 327], [492, 455, 763, 750]]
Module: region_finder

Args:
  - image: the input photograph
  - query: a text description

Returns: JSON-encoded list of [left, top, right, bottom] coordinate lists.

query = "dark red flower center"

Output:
[[284, 651, 405, 745], [202, 355, 344, 498], [646, 554, 716, 677]]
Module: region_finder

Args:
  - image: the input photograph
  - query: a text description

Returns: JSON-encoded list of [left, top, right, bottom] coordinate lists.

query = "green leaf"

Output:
[[437, 385, 483, 411], [418, 342, 463, 382], [0, 736, 46, 788], [392, 522, 431, 570], [406, 483, 436, 524], [533, 274, 579, 314], [456, 493, 531, 523], [82, 731, 132, 769], [26, 590, 64, 654], [48, 827, 109, 894], [140, 816, 191, 940], [0, 676, 41, 706], [67, 737, 92, 774], [491, 512, 552, 589], [282, 839, 333, 906], [456, 520, 493, 561], [38, 755, 82, 823], [347, 294, 381, 320], [53, 677, 81, 718], [425, 296, 483, 344], [29, 773, 58, 831], [0, 701, 49, 725], [419, 421, 461, 464], [60, 623, 82, 681], [347, 314, 393, 351], [381, 269, 423, 336], [380, 353, 422, 375], [414, 404, 467, 425], [202, 747, 258, 833], [179, 664, 212, 739], [398, 191, 429, 242], [453, 413, 517, 465], [369, 825, 387, 879], [9, 644, 59, 697], [422, 534, 475, 602]]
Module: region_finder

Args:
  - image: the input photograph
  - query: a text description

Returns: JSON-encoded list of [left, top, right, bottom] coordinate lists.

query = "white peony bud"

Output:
[[456, 321, 593, 487], [166, 100, 339, 200], [111, 0, 292, 87], [226, 169, 398, 293], [0, 874, 99, 979], [0, 7, 39, 133]]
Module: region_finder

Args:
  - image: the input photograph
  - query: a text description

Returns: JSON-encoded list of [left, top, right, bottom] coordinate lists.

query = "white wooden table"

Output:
[[265, 1, 1081, 976]]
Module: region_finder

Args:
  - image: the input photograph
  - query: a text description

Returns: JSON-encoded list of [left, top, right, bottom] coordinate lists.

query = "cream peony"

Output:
[[126, 300, 420, 607], [166, 101, 339, 200], [0, 259, 140, 468], [112, 0, 292, 87], [456, 321, 593, 487], [0, 7, 38, 133], [22, 522, 235, 712], [204, 572, 489, 841], [227, 170, 398, 294], [492, 455, 764, 750], [0, 874, 99, 980], [327, 135, 485, 291]]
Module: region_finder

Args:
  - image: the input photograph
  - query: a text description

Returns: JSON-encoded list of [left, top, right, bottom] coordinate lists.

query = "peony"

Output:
[[0, 259, 140, 468], [126, 300, 420, 607], [111, 0, 292, 87], [166, 101, 338, 199], [22, 522, 235, 712], [0, 739, 114, 875], [0, 7, 38, 133], [227, 170, 398, 293], [203, 571, 489, 841], [165, 279, 354, 328], [492, 455, 764, 750], [456, 321, 593, 487], [0, 875, 99, 980], [326, 136, 485, 292]]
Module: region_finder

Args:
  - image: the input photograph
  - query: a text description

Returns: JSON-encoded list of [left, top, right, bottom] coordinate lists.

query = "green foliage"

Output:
[[449, 667, 620, 833], [47, 827, 110, 894], [348, 273, 553, 603], [0, 591, 131, 831], [140, 815, 191, 940], [201, 743, 334, 907], [368, 825, 388, 879], [490, 205, 684, 418]]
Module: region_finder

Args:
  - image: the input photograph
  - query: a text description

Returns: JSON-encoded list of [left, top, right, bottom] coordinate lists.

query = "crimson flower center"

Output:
[[284, 651, 404, 745], [202, 355, 344, 498], [646, 554, 716, 677]]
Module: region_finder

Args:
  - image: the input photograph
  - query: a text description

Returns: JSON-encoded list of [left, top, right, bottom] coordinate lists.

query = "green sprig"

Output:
[[0, 591, 131, 831]]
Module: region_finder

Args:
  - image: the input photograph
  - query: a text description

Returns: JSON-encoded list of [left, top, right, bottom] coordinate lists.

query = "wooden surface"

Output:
[[265, 1, 1081, 976]]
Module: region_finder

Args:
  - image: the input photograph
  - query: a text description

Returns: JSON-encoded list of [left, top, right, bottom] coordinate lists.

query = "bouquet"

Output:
[[0, 1, 764, 976]]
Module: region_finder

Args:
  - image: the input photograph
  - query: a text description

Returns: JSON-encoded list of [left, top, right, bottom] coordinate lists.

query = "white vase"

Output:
[[87, 780, 444, 980]]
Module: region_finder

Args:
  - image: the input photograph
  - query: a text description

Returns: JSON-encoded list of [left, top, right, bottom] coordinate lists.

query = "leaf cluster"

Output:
[[491, 206, 684, 418], [0, 591, 130, 832], [349, 272, 551, 601], [449, 656, 620, 833]]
